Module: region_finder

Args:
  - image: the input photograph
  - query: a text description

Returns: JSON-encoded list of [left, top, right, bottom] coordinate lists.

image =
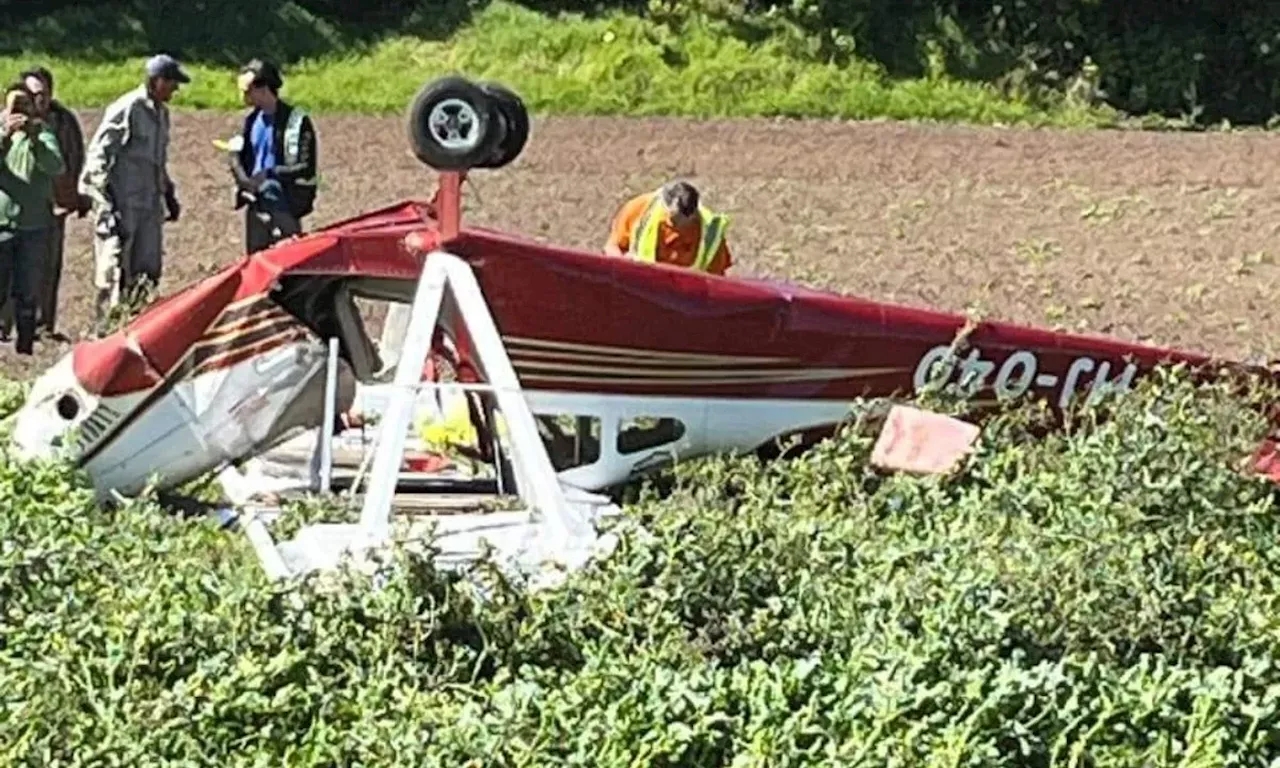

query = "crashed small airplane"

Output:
[[10, 75, 1280, 583]]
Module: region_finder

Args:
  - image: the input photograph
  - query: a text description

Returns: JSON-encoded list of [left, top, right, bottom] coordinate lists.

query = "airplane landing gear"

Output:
[[407, 75, 530, 171]]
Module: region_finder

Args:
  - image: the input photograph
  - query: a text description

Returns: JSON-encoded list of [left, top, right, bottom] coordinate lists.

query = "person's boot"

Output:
[[0, 299, 14, 342], [14, 314, 35, 355]]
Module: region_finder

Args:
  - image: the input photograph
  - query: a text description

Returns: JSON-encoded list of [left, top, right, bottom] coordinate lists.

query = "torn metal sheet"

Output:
[[870, 404, 981, 475]]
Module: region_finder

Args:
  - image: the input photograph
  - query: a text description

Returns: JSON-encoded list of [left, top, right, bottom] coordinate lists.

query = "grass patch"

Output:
[[0, 1, 1116, 126]]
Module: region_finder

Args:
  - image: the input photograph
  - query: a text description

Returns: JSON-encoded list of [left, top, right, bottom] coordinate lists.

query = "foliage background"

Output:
[[1, 0, 1276, 124]]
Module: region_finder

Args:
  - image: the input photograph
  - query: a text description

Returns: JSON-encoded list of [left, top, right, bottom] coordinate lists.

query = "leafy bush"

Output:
[[662, 0, 1280, 125], [4, 367, 1280, 763]]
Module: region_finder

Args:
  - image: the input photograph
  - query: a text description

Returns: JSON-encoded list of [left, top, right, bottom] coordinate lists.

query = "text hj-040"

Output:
[[912, 344, 1139, 408]]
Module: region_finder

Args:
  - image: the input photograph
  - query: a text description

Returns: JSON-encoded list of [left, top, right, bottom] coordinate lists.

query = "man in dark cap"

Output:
[[225, 57, 318, 253], [79, 53, 187, 332]]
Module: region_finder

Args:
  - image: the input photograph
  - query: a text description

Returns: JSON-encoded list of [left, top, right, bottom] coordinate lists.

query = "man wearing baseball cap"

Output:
[[225, 57, 319, 253], [78, 53, 187, 333]]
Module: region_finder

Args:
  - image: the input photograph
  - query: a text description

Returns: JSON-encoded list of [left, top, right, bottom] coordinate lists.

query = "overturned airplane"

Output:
[[10, 75, 1280, 582]]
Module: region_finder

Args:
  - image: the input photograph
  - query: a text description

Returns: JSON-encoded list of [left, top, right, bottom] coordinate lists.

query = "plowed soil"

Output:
[[5, 108, 1280, 380]]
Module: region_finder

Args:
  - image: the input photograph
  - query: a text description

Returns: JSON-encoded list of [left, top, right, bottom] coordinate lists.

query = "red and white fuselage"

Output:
[[9, 199, 1265, 499]]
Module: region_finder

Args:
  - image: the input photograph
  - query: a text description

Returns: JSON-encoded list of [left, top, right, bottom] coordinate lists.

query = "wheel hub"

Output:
[[427, 98, 481, 151]]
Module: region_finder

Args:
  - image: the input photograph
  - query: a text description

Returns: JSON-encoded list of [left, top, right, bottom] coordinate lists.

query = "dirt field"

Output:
[[4, 108, 1280, 381]]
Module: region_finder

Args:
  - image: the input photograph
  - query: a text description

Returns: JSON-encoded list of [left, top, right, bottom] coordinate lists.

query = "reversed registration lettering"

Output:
[[912, 345, 1138, 409]]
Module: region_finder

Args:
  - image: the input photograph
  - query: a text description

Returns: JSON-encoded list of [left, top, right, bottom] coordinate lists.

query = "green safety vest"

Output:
[[283, 106, 316, 187], [627, 191, 729, 272]]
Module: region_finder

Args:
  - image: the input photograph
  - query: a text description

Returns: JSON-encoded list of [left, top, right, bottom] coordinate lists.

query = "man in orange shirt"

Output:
[[604, 180, 732, 275]]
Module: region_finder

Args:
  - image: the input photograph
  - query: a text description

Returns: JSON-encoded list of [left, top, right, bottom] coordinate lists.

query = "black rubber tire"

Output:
[[406, 76, 503, 171], [474, 81, 530, 169]]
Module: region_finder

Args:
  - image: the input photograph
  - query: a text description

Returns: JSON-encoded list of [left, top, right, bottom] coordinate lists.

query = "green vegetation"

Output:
[[5, 367, 1280, 763], [5, 0, 1278, 126], [0, 1, 1116, 125]]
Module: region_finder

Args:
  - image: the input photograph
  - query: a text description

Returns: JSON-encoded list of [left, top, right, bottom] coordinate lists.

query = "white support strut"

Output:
[[317, 337, 339, 493], [356, 249, 595, 546]]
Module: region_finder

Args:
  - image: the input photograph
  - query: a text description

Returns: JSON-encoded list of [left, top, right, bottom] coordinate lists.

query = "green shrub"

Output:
[[4, 367, 1280, 762], [670, 0, 1280, 125]]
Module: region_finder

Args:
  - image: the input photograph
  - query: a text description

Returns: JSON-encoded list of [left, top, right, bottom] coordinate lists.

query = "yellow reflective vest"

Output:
[[283, 106, 315, 187], [626, 191, 729, 272]]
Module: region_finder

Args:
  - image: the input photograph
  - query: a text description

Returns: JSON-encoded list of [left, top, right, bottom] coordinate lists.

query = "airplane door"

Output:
[[88, 338, 330, 496], [191, 339, 330, 460]]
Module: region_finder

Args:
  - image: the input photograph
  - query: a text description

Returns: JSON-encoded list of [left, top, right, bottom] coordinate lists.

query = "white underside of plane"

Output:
[[12, 335, 858, 502]]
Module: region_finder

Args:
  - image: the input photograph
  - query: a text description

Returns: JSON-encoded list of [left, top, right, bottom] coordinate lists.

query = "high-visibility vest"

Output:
[[627, 192, 729, 272], [283, 106, 316, 187]]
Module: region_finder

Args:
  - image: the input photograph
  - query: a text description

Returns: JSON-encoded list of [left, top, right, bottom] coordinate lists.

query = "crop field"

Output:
[[8, 101, 1280, 764], [3, 108, 1280, 380]]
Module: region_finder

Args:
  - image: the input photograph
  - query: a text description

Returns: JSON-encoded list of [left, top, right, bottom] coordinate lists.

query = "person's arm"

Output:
[[707, 240, 732, 276], [228, 154, 255, 190], [57, 104, 86, 180], [162, 141, 175, 200], [227, 121, 259, 197], [57, 106, 90, 214], [269, 113, 316, 184], [0, 108, 32, 154], [604, 195, 644, 256], [32, 126, 65, 177], [79, 100, 129, 212], [158, 111, 181, 220]]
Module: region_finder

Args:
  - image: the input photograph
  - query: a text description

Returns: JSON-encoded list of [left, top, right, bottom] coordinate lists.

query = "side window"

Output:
[[351, 295, 409, 379], [536, 413, 601, 471], [352, 295, 402, 353], [352, 295, 391, 341], [617, 416, 685, 454]]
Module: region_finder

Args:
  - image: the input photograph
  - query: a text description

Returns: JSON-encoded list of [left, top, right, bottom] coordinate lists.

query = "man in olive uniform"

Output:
[[79, 53, 185, 331], [228, 58, 318, 253]]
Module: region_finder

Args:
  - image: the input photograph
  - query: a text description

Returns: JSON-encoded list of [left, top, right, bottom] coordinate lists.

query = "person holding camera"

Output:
[[0, 80, 64, 354]]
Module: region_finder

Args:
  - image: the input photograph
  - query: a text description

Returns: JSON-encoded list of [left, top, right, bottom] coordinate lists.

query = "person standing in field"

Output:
[[79, 54, 186, 333], [603, 180, 733, 276], [227, 58, 318, 253], [0, 67, 88, 342], [0, 81, 65, 354]]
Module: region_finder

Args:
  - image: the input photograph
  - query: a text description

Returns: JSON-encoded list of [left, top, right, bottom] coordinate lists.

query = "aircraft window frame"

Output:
[[617, 416, 686, 455], [320, 278, 610, 473], [536, 412, 602, 471], [343, 278, 435, 380], [327, 283, 381, 379]]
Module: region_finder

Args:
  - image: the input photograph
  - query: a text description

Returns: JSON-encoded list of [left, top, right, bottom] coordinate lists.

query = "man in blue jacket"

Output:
[[228, 59, 318, 253]]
